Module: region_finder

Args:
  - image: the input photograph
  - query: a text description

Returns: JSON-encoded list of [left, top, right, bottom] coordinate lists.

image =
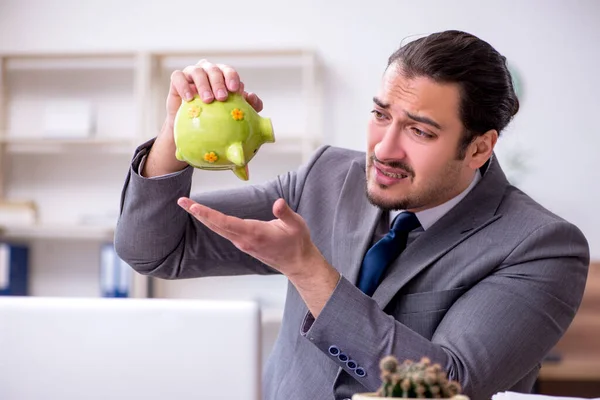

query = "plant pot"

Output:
[[352, 394, 469, 400]]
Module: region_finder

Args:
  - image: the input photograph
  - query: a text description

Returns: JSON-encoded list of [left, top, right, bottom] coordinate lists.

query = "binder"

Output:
[[100, 242, 132, 298], [0, 242, 29, 296]]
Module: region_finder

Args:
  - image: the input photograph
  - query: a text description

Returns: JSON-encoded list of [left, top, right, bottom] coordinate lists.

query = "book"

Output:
[[100, 242, 132, 297], [0, 242, 29, 296]]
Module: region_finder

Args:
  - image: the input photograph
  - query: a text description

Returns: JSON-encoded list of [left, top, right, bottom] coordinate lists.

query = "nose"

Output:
[[374, 126, 406, 162]]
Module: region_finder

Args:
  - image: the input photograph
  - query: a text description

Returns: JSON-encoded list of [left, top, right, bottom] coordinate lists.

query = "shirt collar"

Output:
[[390, 169, 482, 231]]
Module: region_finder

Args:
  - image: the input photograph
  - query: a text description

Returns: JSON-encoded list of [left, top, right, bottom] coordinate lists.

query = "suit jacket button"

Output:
[[346, 360, 357, 370], [355, 367, 366, 377], [338, 353, 349, 362], [328, 345, 340, 356]]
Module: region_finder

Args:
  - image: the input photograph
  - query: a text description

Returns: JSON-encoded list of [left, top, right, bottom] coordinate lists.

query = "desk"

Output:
[[538, 359, 600, 397], [540, 359, 600, 381], [537, 262, 600, 397]]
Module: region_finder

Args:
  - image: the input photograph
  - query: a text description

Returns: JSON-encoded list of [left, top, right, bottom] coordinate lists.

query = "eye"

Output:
[[371, 110, 386, 120], [411, 127, 434, 139]]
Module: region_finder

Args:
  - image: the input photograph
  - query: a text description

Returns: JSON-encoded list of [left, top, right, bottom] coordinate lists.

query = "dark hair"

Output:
[[387, 30, 520, 158]]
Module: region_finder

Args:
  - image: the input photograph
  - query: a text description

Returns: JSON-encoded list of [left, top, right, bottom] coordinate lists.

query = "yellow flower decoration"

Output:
[[188, 105, 201, 118], [231, 108, 244, 121], [203, 151, 218, 163]]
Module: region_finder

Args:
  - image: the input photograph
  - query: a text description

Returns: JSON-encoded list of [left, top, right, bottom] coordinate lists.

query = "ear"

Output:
[[467, 129, 498, 169]]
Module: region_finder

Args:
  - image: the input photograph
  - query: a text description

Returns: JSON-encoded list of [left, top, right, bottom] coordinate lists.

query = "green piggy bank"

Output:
[[173, 92, 275, 180]]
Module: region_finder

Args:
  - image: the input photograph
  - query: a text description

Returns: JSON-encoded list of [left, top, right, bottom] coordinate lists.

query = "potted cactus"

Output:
[[352, 356, 469, 399]]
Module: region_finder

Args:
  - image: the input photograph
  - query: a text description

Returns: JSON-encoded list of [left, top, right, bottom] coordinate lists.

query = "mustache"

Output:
[[369, 154, 415, 176]]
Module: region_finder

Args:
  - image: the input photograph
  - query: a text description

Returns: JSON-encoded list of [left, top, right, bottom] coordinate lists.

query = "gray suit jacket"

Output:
[[115, 138, 589, 400]]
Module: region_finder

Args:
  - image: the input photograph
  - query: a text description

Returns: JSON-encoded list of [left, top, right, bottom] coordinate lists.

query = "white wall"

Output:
[[1, 0, 599, 261]]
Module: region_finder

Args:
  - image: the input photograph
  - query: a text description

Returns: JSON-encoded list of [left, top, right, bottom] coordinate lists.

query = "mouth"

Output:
[[373, 164, 411, 185], [374, 159, 411, 176], [376, 167, 409, 179]]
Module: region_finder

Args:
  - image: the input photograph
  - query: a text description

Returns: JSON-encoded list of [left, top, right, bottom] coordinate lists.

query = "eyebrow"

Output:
[[372, 96, 443, 130]]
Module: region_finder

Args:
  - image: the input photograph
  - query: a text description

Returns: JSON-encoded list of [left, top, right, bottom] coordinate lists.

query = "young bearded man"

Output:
[[115, 30, 589, 400]]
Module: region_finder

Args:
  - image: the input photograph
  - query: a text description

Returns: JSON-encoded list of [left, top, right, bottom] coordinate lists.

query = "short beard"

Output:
[[366, 185, 421, 211], [365, 153, 463, 212], [365, 154, 420, 211]]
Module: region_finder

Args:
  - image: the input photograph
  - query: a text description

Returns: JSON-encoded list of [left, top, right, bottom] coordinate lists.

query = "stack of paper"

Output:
[[493, 392, 600, 400]]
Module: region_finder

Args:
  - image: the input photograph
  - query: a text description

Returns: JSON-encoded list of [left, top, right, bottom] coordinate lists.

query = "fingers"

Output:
[[177, 197, 249, 238], [243, 91, 264, 112], [249, 92, 264, 112], [217, 63, 240, 93], [170, 60, 262, 110], [169, 70, 196, 102], [177, 197, 195, 210], [272, 199, 300, 227], [202, 62, 228, 101], [180, 60, 241, 103], [182, 64, 214, 103]]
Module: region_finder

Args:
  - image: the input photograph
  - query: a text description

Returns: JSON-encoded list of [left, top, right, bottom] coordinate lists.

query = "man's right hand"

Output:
[[142, 59, 264, 178]]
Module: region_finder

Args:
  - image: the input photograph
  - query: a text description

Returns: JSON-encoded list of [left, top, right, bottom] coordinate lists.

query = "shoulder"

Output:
[[483, 156, 585, 238], [499, 185, 589, 253], [311, 144, 365, 165], [283, 145, 366, 203], [298, 144, 366, 180], [502, 185, 576, 227]]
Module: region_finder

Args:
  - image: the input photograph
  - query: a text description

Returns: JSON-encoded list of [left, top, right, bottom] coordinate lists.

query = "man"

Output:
[[114, 30, 589, 400]]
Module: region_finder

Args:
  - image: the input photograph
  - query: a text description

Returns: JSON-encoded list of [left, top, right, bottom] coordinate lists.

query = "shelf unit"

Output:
[[0, 49, 324, 306], [0, 223, 115, 241]]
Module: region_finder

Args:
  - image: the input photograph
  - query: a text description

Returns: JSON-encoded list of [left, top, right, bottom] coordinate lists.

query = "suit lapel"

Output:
[[371, 154, 510, 309], [331, 159, 382, 285]]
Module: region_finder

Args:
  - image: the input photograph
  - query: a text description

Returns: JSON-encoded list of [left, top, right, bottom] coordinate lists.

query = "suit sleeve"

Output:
[[114, 137, 330, 279], [300, 220, 590, 400]]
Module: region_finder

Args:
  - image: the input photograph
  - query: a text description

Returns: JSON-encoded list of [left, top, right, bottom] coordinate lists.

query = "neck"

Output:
[[408, 169, 478, 214]]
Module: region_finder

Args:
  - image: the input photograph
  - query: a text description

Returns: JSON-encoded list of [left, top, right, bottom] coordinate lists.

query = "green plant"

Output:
[[376, 356, 464, 398]]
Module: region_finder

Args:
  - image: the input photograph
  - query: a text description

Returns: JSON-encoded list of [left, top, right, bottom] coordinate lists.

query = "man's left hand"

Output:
[[177, 197, 340, 316]]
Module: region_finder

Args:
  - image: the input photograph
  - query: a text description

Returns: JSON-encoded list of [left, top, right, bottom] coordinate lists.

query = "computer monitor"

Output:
[[0, 296, 262, 400]]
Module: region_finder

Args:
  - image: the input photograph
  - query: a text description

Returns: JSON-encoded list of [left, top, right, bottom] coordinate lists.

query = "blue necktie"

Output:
[[357, 212, 421, 296]]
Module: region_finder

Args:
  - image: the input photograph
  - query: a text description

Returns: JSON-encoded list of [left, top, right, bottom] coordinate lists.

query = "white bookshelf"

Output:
[[0, 136, 136, 155], [3, 53, 136, 71], [0, 49, 324, 306], [0, 223, 115, 241]]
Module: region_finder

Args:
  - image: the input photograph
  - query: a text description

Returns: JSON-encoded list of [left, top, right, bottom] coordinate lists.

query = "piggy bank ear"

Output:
[[233, 165, 249, 181], [226, 142, 245, 166]]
